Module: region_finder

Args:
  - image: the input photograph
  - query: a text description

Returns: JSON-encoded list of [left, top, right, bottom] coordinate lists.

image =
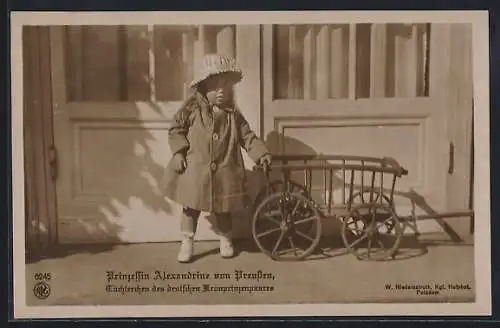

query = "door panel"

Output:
[[50, 25, 239, 244], [262, 24, 449, 233]]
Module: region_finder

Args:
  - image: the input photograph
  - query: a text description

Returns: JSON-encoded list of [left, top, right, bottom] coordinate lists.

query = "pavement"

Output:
[[25, 232, 475, 306]]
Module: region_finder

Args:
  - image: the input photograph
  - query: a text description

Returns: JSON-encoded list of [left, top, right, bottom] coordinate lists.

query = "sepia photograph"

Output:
[[10, 11, 491, 318]]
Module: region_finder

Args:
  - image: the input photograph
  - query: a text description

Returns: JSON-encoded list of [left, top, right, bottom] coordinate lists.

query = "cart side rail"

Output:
[[255, 154, 409, 177], [253, 154, 409, 214]]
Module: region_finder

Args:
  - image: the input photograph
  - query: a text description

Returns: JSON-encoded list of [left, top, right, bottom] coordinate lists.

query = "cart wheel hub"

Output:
[[280, 220, 288, 230]]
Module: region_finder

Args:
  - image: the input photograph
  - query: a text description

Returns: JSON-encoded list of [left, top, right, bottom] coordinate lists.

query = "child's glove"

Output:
[[173, 152, 187, 173], [259, 154, 272, 167]]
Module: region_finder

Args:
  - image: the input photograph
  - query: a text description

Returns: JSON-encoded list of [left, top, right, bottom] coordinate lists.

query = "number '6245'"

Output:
[[34, 272, 51, 281]]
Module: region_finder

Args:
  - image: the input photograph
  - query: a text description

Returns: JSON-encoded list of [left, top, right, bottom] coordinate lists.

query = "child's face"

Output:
[[203, 73, 233, 106]]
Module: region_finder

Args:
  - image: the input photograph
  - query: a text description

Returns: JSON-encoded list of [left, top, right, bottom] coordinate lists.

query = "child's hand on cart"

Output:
[[252, 154, 272, 173], [259, 154, 272, 167]]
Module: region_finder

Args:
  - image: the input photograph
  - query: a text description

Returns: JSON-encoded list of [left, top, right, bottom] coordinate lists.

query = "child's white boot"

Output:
[[219, 233, 234, 258], [177, 234, 194, 263]]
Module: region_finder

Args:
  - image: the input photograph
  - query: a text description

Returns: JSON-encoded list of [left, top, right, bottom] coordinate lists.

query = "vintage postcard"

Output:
[[10, 10, 491, 318]]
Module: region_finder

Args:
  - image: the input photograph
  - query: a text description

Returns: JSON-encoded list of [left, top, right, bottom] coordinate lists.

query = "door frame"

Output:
[[23, 26, 59, 257]]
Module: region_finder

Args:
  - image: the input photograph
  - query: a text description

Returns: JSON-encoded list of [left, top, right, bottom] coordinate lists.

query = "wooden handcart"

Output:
[[251, 154, 410, 262]]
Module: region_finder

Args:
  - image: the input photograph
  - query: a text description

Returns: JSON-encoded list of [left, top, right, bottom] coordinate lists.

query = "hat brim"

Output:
[[189, 70, 243, 88]]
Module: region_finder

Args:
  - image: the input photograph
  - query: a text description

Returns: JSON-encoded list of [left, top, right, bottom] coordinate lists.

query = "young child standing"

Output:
[[162, 53, 272, 263]]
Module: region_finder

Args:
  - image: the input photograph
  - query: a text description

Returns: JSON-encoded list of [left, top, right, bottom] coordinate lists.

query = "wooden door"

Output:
[[49, 25, 248, 244], [261, 23, 461, 233]]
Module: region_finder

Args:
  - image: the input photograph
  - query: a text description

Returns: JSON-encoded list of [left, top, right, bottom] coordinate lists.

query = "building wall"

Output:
[[22, 23, 474, 252]]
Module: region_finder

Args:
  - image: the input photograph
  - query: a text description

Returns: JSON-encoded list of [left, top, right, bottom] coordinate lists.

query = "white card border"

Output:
[[10, 10, 492, 319]]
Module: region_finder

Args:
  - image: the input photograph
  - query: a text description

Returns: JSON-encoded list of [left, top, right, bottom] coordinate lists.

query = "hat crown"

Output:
[[197, 53, 238, 70], [190, 53, 243, 87]]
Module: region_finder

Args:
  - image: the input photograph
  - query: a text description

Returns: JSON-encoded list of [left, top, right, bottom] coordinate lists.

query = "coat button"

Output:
[[212, 133, 219, 141], [210, 162, 217, 171]]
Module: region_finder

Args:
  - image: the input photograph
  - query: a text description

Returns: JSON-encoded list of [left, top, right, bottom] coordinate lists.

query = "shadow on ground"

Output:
[[180, 231, 474, 264], [26, 230, 473, 265], [26, 244, 117, 264]]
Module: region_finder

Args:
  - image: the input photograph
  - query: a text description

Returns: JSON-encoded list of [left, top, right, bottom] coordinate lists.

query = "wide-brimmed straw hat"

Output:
[[189, 53, 243, 88]]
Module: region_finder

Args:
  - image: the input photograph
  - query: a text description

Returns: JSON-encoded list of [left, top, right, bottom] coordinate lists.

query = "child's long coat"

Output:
[[161, 91, 269, 213]]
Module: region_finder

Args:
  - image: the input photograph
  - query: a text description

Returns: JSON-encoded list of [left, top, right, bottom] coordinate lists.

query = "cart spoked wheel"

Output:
[[348, 191, 396, 233], [341, 202, 403, 261], [252, 192, 322, 261]]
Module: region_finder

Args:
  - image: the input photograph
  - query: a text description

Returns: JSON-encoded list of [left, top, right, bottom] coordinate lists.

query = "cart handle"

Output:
[[382, 157, 409, 176]]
